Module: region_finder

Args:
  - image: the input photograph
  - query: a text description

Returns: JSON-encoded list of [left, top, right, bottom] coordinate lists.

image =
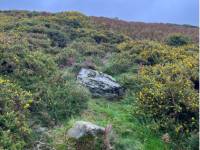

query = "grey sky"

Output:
[[0, 0, 198, 25]]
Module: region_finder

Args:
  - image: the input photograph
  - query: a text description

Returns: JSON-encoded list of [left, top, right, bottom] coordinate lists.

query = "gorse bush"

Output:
[[136, 64, 199, 134], [108, 41, 198, 71], [46, 29, 69, 48], [105, 41, 167, 74], [165, 34, 192, 46], [0, 78, 33, 150], [107, 40, 199, 146], [40, 73, 90, 122], [0, 34, 90, 125]]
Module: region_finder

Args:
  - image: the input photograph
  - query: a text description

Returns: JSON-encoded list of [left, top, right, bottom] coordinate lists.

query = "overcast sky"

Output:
[[0, 0, 198, 26]]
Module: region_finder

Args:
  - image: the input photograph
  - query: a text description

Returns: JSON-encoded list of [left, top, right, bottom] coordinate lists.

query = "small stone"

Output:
[[35, 127, 48, 133], [161, 133, 170, 143], [67, 121, 105, 139]]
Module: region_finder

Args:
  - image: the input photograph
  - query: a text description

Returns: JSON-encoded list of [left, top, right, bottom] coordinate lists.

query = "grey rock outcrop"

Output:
[[67, 121, 105, 139], [77, 68, 124, 99]]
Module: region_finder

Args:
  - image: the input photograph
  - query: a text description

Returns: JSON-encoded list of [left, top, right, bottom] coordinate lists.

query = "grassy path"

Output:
[[50, 98, 168, 150], [49, 69, 168, 149], [80, 99, 167, 150]]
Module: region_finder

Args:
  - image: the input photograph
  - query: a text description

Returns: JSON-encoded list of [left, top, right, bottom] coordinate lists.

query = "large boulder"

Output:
[[67, 121, 105, 139], [77, 68, 124, 99]]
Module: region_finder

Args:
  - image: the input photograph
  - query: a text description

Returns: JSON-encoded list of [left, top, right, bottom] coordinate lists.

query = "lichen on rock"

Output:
[[77, 68, 125, 99]]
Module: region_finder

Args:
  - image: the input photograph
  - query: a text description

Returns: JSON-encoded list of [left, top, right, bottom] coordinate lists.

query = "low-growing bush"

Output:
[[165, 34, 191, 46], [0, 77, 33, 150], [105, 52, 135, 75], [68, 41, 106, 57], [43, 76, 90, 122], [1, 44, 90, 125], [55, 48, 78, 67], [46, 29, 69, 48], [135, 63, 199, 135]]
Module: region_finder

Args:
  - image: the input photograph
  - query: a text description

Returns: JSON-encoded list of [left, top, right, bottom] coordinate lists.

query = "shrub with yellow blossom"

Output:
[[136, 62, 199, 135], [0, 77, 33, 150]]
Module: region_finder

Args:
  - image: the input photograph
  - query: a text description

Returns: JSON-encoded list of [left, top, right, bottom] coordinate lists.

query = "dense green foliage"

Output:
[[111, 42, 199, 118], [0, 78, 32, 149], [108, 41, 199, 149], [0, 10, 198, 149], [165, 34, 192, 46], [137, 64, 198, 131]]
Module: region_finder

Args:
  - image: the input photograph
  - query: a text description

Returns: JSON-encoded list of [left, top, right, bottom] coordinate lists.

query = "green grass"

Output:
[[50, 98, 169, 150], [84, 99, 167, 150]]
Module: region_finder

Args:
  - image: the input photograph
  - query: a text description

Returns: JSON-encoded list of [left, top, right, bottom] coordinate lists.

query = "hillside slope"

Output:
[[0, 11, 199, 150], [91, 16, 199, 43]]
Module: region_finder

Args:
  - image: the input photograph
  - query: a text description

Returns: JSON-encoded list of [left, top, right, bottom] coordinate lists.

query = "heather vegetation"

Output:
[[0, 11, 199, 150], [91, 17, 199, 43]]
